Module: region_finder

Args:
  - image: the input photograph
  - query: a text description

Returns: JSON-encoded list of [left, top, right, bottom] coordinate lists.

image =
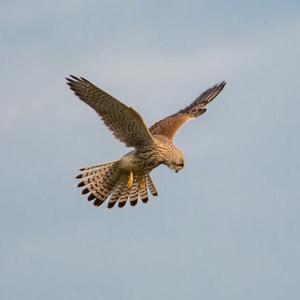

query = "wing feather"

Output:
[[149, 81, 226, 139], [66, 76, 154, 147]]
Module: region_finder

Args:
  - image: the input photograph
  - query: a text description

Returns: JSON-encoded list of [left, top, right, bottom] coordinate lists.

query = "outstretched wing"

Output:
[[66, 76, 154, 147], [149, 81, 226, 140]]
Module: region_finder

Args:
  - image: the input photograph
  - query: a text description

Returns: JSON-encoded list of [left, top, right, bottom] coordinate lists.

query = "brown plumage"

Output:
[[149, 81, 226, 139], [66, 76, 226, 209]]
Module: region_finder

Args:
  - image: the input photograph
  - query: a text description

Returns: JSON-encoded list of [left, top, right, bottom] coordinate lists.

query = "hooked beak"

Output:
[[169, 163, 183, 173]]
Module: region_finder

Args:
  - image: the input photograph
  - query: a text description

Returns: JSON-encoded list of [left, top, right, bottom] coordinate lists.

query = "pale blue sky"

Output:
[[1, 1, 300, 299]]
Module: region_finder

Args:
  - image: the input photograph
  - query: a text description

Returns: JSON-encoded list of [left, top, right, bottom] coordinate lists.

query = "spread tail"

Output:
[[76, 163, 158, 209]]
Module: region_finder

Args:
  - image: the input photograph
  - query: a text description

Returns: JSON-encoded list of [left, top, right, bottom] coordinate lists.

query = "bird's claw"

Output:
[[127, 171, 133, 189], [140, 178, 145, 189]]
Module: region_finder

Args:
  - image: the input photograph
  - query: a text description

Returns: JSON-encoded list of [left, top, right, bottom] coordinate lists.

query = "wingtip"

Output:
[[70, 74, 79, 80], [80, 76, 89, 82], [219, 80, 226, 89], [65, 75, 80, 83], [66, 75, 91, 87]]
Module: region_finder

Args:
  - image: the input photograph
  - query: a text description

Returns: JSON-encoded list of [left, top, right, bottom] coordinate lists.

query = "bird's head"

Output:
[[166, 147, 185, 173]]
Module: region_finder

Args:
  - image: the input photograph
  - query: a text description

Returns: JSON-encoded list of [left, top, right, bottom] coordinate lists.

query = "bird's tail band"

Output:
[[76, 162, 158, 209]]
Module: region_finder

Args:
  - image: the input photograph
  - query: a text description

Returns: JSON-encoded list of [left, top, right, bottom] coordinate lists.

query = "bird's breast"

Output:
[[119, 149, 161, 173]]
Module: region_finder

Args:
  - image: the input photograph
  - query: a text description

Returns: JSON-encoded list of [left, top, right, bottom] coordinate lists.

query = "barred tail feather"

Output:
[[139, 174, 149, 203], [76, 164, 159, 209], [118, 173, 157, 208], [76, 161, 120, 207], [107, 180, 125, 209], [76, 162, 115, 179], [145, 173, 158, 196], [129, 177, 140, 207], [118, 186, 130, 208]]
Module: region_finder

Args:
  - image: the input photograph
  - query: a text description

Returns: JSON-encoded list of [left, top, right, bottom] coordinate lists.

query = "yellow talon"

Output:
[[127, 171, 133, 189], [140, 178, 145, 189]]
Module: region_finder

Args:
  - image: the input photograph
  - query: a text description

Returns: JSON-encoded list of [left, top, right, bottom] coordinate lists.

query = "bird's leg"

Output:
[[140, 177, 145, 190], [127, 171, 133, 189]]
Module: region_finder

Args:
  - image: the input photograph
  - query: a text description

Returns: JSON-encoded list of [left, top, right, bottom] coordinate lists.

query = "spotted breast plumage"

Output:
[[66, 75, 226, 209]]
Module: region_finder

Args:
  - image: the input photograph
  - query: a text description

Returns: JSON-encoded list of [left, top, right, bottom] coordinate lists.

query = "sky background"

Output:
[[1, 1, 300, 299]]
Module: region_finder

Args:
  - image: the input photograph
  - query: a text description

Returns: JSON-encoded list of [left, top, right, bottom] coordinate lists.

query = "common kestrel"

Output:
[[66, 76, 226, 209]]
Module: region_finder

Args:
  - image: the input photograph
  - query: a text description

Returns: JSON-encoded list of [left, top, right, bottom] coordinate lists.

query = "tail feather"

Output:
[[92, 179, 114, 206], [129, 177, 139, 206], [107, 179, 124, 209], [145, 173, 158, 196], [76, 164, 159, 209], [94, 197, 105, 207], [76, 162, 113, 179], [139, 174, 149, 203], [118, 186, 130, 208], [76, 161, 120, 207]]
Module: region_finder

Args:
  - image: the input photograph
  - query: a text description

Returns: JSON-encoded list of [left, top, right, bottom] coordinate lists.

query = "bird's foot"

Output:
[[140, 177, 145, 190], [127, 171, 133, 189]]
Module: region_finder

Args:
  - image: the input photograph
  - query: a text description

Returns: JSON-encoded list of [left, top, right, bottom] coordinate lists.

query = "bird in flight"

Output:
[[66, 76, 226, 209]]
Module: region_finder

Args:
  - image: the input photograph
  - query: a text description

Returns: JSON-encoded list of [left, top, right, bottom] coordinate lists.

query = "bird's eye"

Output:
[[178, 162, 184, 167]]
